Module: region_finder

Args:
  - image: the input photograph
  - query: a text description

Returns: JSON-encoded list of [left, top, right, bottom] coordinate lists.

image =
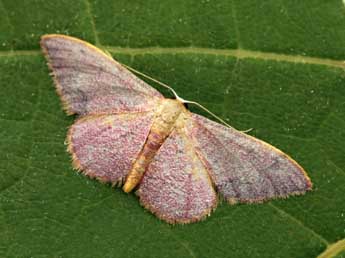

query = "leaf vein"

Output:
[[268, 203, 329, 246], [84, 0, 100, 46], [0, 88, 42, 194], [1, 47, 345, 70]]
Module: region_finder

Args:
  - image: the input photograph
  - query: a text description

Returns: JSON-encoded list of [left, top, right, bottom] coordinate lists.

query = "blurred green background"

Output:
[[0, 0, 345, 257]]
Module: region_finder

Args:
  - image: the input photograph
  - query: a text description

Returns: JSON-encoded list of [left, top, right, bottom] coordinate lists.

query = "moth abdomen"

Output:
[[123, 99, 186, 193]]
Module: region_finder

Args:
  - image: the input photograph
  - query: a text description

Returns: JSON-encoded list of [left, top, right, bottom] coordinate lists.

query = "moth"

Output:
[[40, 34, 312, 224]]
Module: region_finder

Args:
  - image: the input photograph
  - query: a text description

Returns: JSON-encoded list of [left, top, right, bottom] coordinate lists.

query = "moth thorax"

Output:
[[151, 99, 185, 133]]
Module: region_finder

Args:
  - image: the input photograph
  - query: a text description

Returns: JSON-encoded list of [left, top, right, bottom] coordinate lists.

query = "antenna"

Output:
[[121, 63, 180, 99], [121, 63, 251, 132]]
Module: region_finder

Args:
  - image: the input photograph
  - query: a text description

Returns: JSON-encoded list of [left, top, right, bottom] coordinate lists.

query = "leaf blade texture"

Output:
[[0, 1, 345, 257]]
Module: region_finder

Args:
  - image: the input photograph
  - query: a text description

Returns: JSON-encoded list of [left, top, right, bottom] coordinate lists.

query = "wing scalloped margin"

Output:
[[185, 113, 312, 204]]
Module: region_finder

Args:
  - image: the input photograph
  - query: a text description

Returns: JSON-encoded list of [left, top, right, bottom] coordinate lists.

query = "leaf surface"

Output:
[[0, 1, 345, 257]]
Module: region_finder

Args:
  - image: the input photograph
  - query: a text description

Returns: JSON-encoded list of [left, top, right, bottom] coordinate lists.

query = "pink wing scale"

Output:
[[138, 129, 217, 224], [68, 112, 154, 184], [40, 35, 163, 115], [185, 114, 312, 203]]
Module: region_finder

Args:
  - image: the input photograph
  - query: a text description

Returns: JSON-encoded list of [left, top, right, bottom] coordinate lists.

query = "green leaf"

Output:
[[1, 1, 345, 257]]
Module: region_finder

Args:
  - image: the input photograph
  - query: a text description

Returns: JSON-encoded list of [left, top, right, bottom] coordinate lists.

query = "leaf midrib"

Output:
[[1, 47, 345, 70]]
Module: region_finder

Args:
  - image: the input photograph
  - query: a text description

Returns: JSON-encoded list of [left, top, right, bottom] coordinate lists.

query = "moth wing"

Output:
[[40, 34, 163, 115], [68, 112, 154, 185], [185, 113, 312, 204], [137, 129, 217, 224]]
